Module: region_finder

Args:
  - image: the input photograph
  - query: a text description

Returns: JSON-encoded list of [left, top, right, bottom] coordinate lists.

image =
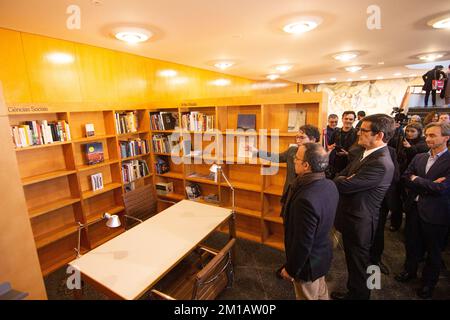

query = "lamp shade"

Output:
[[104, 213, 122, 228]]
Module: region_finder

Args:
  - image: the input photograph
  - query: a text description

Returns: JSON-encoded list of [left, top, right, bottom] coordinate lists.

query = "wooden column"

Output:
[[0, 83, 47, 299]]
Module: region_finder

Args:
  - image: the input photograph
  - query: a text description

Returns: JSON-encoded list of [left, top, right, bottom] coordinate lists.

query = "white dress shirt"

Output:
[[361, 144, 386, 161]]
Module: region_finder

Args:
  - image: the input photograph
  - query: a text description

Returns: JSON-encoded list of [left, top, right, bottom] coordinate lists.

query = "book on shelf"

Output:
[[237, 114, 256, 131], [187, 171, 216, 182], [115, 111, 139, 134], [181, 111, 214, 132], [85, 123, 95, 137], [155, 156, 170, 174], [152, 134, 179, 153], [185, 183, 201, 200], [156, 182, 174, 195], [90, 173, 104, 192], [122, 160, 150, 184], [287, 109, 306, 132], [150, 111, 179, 131], [237, 136, 256, 158], [84, 142, 104, 165], [119, 138, 149, 158], [11, 120, 71, 148]]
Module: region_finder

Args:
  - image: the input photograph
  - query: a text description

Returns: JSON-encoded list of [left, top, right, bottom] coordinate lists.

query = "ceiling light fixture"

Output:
[[417, 52, 446, 62], [114, 27, 152, 44], [330, 77, 337, 81], [377, 76, 384, 80], [333, 51, 359, 62], [347, 78, 353, 82], [345, 66, 363, 73], [283, 17, 322, 34], [393, 72, 402, 77], [214, 61, 234, 70], [266, 74, 280, 81], [275, 64, 293, 73], [319, 80, 325, 84], [428, 15, 450, 29], [378, 61, 385, 65], [360, 75, 368, 79]]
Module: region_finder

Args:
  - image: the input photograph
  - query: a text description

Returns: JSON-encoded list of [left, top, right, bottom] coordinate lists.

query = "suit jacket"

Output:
[[422, 69, 447, 91], [284, 178, 339, 282], [402, 150, 450, 226], [258, 146, 297, 200], [334, 146, 394, 245]]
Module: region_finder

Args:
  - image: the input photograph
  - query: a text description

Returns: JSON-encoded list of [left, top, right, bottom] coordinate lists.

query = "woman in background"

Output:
[[423, 111, 439, 126]]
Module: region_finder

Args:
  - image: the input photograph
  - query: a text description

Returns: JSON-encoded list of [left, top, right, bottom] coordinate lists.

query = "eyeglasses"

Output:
[[293, 155, 304, 162], [295, 135, 308, 140], [359, 128, 373, 133]]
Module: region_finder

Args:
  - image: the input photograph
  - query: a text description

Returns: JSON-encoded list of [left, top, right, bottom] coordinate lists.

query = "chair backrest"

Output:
[[122, 185, 157, 225], [192, 238, 235, 300]]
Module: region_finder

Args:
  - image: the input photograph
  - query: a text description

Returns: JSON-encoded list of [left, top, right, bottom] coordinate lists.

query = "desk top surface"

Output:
[[69, 200, 231, 300]]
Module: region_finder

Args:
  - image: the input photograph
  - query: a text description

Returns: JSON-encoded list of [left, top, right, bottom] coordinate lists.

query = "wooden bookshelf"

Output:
[[8, 93, 325, 275]]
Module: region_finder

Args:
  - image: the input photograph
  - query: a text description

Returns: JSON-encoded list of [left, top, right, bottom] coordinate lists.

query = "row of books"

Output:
[[152, 134, 177, 154], [11, 120, 71, 148], [150, 112, 179, 131], [122, 160, 150, 184], [115, 111, 139, 134], [119, 139, 149, 159], [181, 112, 214, 132], [155, 157, 170, 174]]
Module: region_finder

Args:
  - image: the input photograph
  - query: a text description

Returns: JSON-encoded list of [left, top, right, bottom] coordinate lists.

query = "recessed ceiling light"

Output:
[[330, 77, 337, 81], [266, 74, 280, 81], [360, 75, 368, 79], [417, 52, 446, 62], [211, 79, 231, 86], [377, 76, 384, 80], [409, 74, 418, 77], [333, 51, 359, 62], [319, 80, 325, 84], [45, 52, 74, 64], [114, 28, 152, 44], [159, 70, 178, 77], [214, 61, 234, 70], [428, 15, 450, 29], [393, 72, 402, 77], [283, 17, 322, 34], [378, 61, 385, 65], [345, 66, 363, 73], [275, 65, 293, 73], [347, 78, 353, 82]]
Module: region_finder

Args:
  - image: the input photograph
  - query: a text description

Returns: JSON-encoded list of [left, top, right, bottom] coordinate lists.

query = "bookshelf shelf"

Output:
[[76, 159, 119, 172], [151, 130, 179, 134], [117, 130, 149, 137], [35, 223, 78, 249], [153, 152, 177, 156], [82, 182, 122, 200], [220, 181, 261, 192], [186, 176, 217, 185], [120, 153, 151, 162], [263, 185, 283, 196], [263, 214, 283, 224], [15, 141, 72, 152], [123, 174, 153, 185], [86, 205, 124, 225], [157, 193, 186, 202], [72, 134, 116, 143], [22, 170, 77, 186], [264, 237, 285, 251], [228, 207, 261, 219], [156, 172, 184, 180], [28, 197, 81, 219]]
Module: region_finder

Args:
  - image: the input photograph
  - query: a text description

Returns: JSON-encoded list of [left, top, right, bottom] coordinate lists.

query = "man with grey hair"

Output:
[[279, 143, 339, 300], [396, 122, 450, 299]]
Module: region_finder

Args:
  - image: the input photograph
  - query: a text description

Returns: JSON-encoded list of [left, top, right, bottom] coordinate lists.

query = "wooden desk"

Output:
[[69, 200, 234, 300]]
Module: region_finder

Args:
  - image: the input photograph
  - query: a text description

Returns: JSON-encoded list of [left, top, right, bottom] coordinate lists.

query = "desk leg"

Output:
[[228, 212, 237, 264]]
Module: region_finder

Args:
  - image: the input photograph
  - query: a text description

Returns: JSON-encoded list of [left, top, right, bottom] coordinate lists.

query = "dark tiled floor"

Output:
[[45, 225, 450, 300]]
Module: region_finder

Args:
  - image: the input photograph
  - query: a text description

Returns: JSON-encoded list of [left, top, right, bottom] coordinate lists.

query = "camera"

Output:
[[391, 107, 408, 126]]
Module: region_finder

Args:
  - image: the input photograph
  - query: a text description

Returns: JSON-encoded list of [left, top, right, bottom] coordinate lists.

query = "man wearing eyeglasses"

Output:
[[331, 114, 395, 300]]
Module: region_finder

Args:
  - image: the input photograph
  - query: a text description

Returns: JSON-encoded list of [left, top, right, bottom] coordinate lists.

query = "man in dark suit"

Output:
[[395, 122, 450, 299], [280, 143, 339, 300], [422, 65, 446, 107], [331, 114, 395, 300]]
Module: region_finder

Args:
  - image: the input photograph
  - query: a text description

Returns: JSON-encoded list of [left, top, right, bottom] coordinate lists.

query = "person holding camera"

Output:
[[327, 111, 358, 178]]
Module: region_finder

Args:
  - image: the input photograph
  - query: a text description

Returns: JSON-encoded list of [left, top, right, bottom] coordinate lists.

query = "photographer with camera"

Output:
[[327, 111, 358, 179]]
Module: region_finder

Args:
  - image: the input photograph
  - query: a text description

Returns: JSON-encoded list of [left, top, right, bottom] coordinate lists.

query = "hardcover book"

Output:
[[85, 142, 104, 165], [287, 109, 306, 132], [90, 173, 104, 192], [237, 114, 256, 131]]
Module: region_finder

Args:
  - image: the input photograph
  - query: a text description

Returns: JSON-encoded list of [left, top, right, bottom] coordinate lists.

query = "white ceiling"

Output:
[[0, 0, 449, 84]]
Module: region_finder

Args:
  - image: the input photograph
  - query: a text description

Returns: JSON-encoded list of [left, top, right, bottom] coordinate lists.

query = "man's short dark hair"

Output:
[[342, 111, 356, 119], [302, 143, 329, 173], [357, 111, 366, 117], [328, 114, 338, 119], [362, 114, 395, 143], [425, 122, 450, 137], [299, 124, 321, 142]]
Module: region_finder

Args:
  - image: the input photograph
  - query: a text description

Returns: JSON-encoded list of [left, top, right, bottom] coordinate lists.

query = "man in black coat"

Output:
[[422, 65, 447, 107], [280, 143, 339, 300], [395, 122, 450, 299], [331, 114, 395, 300]]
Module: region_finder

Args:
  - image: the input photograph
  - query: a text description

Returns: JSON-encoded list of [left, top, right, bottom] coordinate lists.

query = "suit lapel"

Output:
[[350, 146, 386, 175], [424, 151, 450, 178]]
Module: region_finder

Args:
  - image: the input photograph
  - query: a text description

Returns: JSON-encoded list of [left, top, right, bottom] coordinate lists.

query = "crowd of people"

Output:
[[422, 64, 450, 107], [260, 110, 450, 300]]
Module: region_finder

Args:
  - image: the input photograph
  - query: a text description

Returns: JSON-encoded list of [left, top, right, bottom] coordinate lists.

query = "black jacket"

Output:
[[334, 146, 394, 243], [283, 178, 339, 282], [422, 68, 447, 91], [402, 150, 450, 226], [397, 136, 429, 174]]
